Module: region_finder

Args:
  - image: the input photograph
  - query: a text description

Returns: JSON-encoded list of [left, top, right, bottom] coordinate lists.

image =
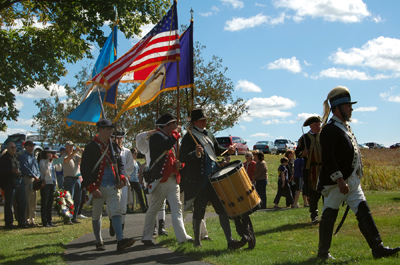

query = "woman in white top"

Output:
[[39, 147, 58, 227]]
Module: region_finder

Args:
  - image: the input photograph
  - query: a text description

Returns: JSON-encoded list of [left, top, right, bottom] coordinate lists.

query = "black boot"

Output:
[[357, 201, 400, 259], [158, 219, 168, 236], [153, 220, 157, 235], [317, 208, 338, 260], [122, 223, 125, 231], [193, 219, 202, 247], [109, 218, 115, 237]]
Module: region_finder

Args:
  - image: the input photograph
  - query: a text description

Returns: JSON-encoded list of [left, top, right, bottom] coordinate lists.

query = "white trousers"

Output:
[[142, 176, 191, 243], [92, 185, 121, 220], [322, 175, 366, 213], [106, 184, 128, 223]]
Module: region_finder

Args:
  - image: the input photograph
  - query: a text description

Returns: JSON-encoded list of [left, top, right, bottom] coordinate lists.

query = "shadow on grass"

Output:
[[256, 222, 312, 236], [0, 243, 64, 265], [391, 197, 400, 202]]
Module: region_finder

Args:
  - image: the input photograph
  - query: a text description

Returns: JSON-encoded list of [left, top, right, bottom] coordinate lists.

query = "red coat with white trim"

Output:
[[81, 135, 126, 193]]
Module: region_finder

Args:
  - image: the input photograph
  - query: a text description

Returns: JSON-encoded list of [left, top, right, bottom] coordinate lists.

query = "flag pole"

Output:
[[190, 7, 194, 111]]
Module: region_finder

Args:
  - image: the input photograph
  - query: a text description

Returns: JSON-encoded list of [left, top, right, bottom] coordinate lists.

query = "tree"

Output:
[[0, 0, 170, 131], [33, 38, 248, 147]]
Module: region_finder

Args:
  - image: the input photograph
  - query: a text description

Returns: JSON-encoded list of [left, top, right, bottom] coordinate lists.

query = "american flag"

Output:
[[88, 1, 179, 89]]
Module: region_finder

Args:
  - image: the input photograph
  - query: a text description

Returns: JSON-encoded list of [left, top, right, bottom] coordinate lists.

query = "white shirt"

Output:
[[136, 131, 151, 167]]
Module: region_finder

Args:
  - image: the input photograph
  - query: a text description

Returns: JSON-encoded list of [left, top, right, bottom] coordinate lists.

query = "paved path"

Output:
[[65, 211, 217, 265]]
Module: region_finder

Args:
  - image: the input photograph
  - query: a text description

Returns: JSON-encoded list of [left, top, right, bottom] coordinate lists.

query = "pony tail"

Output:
[[321, 99, 331, 127]]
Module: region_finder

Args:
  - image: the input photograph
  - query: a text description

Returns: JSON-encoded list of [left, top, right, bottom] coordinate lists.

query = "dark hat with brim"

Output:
[[186, 108, 210, 122], [156, 113, 177, 126], [329, 92, 357, 107], [42, 147, 57, 154], [24, 141, 36, 147], [303, 116, 322, 127], [112, 130, 126, 138], [96, 119, 114, 128]]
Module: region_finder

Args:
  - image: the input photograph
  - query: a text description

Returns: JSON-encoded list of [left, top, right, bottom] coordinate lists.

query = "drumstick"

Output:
[[186, 127, 204, 155], [221, 143, 237, 156]]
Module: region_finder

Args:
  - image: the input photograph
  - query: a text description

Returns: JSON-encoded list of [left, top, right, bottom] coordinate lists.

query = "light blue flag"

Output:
[[64, 24, 118, 128]]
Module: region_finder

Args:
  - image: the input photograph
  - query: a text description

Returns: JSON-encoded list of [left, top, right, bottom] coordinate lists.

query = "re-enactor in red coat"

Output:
[[81, 119, 135, 252]]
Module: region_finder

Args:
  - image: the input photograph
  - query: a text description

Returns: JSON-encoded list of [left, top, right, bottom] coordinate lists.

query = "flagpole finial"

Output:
[[190, 7, 194, 21]]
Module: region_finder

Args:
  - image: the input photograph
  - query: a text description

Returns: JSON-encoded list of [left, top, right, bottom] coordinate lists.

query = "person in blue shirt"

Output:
[[19, 140, 40, 226]]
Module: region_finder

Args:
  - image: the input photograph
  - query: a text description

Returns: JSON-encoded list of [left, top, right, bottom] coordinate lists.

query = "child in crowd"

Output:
[[273, 157, 293, 208]]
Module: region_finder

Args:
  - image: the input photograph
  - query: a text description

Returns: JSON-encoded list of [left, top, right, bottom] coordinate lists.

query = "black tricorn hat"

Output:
[[186, 108, 210, 122], [112, 130, 126, 138], [156, 113, 177, 126], [303, 116, 322, 127], [96, 119, 113, 128]]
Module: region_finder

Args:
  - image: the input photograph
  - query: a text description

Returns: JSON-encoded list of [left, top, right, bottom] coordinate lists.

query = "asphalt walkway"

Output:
[[64, 210, 217, 265]]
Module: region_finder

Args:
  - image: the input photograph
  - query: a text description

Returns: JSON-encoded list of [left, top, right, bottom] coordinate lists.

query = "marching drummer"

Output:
[[179, 108, 253, 249]]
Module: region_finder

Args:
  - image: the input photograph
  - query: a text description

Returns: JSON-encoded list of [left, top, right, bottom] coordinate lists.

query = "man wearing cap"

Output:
[[295, 116, 322, 224], [107, 130, 134, 237], [141, 113, 193, 246], [19, 140, 40, 226], [317, 86, 400, 260], [62, 141, 82, 224], [81, 119, 135, 251], [179, 108, 248, 249], [0, 142, 27, 229]]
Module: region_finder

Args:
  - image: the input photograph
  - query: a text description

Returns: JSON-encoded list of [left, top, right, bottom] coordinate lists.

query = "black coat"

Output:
[[81, 140, 125, 190], [179, 129, 226, 201], [148, 131, 178, 179], [318, 119, 357, 188], [0, 152, 20, 189]]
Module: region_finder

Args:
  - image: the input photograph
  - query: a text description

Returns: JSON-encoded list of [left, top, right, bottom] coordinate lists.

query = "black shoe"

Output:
[[64, 221, 73, 225], [372, 246, 400, 259], [117, 238, 135, 251], [96, 241, 106, 251], [141, 240, 155, 246], [49, 223, 58, 227], [228, 239, 247, 250], [18, 224, 29, 229], [43, 224, 51, 227], [158, 219, 168, 236], [317, 252, 335, 260], [109, 219, 115, 237], [142, 207, 148, 213], [72, 219, 81, 224], [202, 236, 213, 241], [5, 225, 17, 230]]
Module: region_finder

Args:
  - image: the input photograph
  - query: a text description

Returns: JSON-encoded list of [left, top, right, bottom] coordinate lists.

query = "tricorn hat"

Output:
[[96, 119, 114, 128], [186, 108, 209, 122], [112, 130, 126, 138], [303, 116, 322, 127], [156, 113, 177, 126]]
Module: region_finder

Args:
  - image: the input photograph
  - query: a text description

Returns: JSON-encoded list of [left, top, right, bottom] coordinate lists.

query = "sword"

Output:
[[334, 204, 350, 235]]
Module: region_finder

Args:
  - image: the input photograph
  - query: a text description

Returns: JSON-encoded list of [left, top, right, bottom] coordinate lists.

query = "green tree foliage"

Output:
[[33, 38, 248, 147], [0, 0, 170, 131]]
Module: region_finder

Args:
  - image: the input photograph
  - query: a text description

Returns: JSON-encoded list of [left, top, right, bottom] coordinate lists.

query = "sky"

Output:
[[2, 0, 400, 148]]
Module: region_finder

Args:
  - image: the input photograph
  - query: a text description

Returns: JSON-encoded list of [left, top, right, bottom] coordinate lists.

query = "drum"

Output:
[[210, 160, 261, 220]]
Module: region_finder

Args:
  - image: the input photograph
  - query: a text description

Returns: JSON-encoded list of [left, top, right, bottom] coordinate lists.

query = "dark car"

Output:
[[253, 141, 278, 155], [390, 143, 400, 149], [364, 142, 383, 149], [216, 136, 249, 156], [1, 132, 63, 159]]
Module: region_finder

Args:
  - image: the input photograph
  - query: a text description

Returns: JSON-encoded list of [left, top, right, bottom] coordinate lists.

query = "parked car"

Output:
[[216, 136, 249, 155], [377, 144, 389, 149], [358, 144, 369, 149], [364, 142, 383, 149], [274, 139, 295, 154], [1, 132, 63, 159], [291, 141, 297, 150], [390, 143, 400, 149], [253, 141, 278, 155]]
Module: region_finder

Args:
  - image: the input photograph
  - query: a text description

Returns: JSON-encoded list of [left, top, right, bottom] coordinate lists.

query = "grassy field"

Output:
[[0, 149, 399, 264]]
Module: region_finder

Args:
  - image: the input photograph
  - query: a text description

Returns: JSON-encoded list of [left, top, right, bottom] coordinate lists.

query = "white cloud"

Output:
[[273, 0, 375, 23], [330, 37, 400, 71], [350, 118, 359, 124], [16, 83, 67, 99], [236, 80, 262, 92], [130, 23, 155, 43], [199, 12, 213, 17], [266, 57, 302, 73], [250, 132, 272, 138], [15, 99, 24, 109], [211, 6, 220, 12], [240, 125, 246, 131], [255, 3, 266, 7], [2, 17, 50, 30], [380, 87, 400, 103], [239, 115, 254, 122], [224, 13, 285, 31], [0, 128, 29, 140], [262, 119, 296, 125], [353, 106, 377, 112], [221, 0, 244, 9], [315, 67, 399, 80], [245, 96, 296, 120], [303, 60, 311, 66], [296, 113, 321, 122]]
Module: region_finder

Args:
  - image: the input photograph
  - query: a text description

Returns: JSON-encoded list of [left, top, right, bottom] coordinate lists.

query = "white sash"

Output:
[[191, 129, 218, 162]]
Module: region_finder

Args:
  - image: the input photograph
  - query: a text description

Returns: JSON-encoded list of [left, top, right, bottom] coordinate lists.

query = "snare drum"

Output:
[[210, 160, 261, 220]]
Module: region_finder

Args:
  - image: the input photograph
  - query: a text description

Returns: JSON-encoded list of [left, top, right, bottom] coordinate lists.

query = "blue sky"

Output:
[[3, 0, 400, 148]]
